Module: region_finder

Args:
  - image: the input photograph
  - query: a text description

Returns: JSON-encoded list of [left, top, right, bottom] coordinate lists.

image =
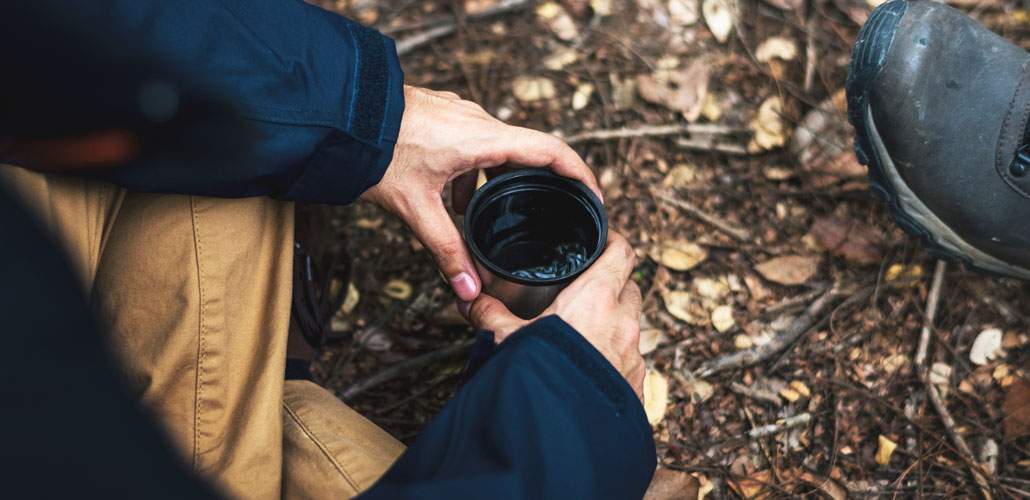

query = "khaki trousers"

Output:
[[1, 166, 404, 499]]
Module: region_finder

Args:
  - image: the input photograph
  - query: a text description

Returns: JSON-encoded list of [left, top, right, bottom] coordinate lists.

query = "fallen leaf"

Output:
[[638, 59, 710, 122], [755, 36, 797, 62], [779, 387, 801, 402], [341, 282, 360, 314], [981, 438, 999, 475], [662, 164, 698, 188], [711, 305, 736, 333], [543, 47, 578, 70], [669, 0, 700, 27], [701, 0, 735, 43], [729, 469, 770, 499], [643, 369, 670, 426], [686, 378, 714, 402], [790, 91, 866, 187], [875, 435, 897, 465], [536, 2, 579, 41], [464, 0, 498, 15], [649, 240, 708, 271], [754, 255, 820, 286], [763, 166, 794, 180], [809, 216, 884, 265], [512, 76, 556, 102], [643, 467, 700, 500], [1003, 378, 1030, 440], [383, 279, 413, 300], [663, 290, 707, 325], [693, 277, 729, 300], [639, 316, 667, 355], [797, 471, 847, 500], [970, 328, 1004, 366], [885, 263, 924, 283], [748, 96, 789, 152], [881, 353, 909, 374], [929, 362, 952, 392], [354, 325, 393, 352], [789, 380, 811, 398], [700, 92, 722, 122], [572, 82, 594, 110], [591, 0, 613, 16], [733, 334, 753, 349]]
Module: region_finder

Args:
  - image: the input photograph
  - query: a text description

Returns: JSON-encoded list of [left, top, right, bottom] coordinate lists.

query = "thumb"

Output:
[[406, 196, 481, 301], [468, 294, 527, 342]]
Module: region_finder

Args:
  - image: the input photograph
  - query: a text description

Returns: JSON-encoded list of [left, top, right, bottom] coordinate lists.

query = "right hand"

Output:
[[467, 232, 645, 399]]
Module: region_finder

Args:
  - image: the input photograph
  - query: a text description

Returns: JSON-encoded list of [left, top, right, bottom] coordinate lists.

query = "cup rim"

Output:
[[463, 169, 608, 286]]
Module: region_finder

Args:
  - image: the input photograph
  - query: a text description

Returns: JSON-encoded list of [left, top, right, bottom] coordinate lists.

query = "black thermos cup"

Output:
[[463, 169, 608, 319]]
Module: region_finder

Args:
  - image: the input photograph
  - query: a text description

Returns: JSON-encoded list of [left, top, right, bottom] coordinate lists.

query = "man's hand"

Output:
[[466, 232, 646, 398], [361, 86, 602, 302]]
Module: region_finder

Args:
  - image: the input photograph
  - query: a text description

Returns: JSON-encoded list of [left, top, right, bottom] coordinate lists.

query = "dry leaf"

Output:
[[875, 435, 897, 465], [354, 325, 393, 352], [543, 47, 578, 70], [536, 2, 579, 41], [643, 467, 700, 500], [711, 305, 736, 333], [789, 380, 811, 398], [885, 263, 924, 283], [733, 334, 754, 350], [591, 0, 613, 16], [791, 90, 866, 187], [341, 282, 360, 314], [755, 36, 797, 62], [701, 0, 735, 43], [881, 353, 909, 374], [383, 279, 413, 300], [730, 469, 770, 499], [686, 378, 714, 402], [748, 96, 789, 152], [572, 82, 594, 110], [796, 471, 847, 500], [512, 76, 556, 102], [649, 240, 708, 271], [970, 328, 1004, 366], [754, 255, 820, 286], [464, 0, 499, 15], [664, 290, 706, 325], [638, 59, 710, 122], [662, 164, 698, 188], [669, 0, 700, 26], [1003, 378, 1030, 440], [809, 216, 884, 265], [639, 316, 666, 355], [643, 369, 670, 426]]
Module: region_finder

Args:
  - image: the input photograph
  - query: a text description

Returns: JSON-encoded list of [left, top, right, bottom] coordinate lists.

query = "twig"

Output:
[[394, 0, 531, 56], [803, 13, 818, 94], [748, 412, 811, 439], [674, 137, 750, 155], [926, 383, 993, 500], [652, 189, 751, 242], [563, 123, 746, 145], [339, 338, 475, 400], [915, 260, 947, 369], [730, 382, 782, 406], [696, 286, 844, 377]]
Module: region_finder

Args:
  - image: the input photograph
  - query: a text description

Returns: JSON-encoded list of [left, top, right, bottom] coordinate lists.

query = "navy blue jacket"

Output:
[[0, 1, 656, 498]]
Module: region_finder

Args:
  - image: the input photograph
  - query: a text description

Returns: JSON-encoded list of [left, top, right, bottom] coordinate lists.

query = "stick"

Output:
[[729, 382, 782, 406], [652, 189, 751, 242], [696, 286, 843, 377], [563, 123, 745, 144], [915, 260, 947, 369], [394, 0, 531, 56], [926, 383, 993, 499], [748, 412, 811, 439], [675, 137, 750, 155], [339, 338, 475, 400]]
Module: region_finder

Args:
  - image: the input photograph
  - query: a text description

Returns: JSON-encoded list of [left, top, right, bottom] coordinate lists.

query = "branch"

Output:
[[339, 338, 475, 400], [563, 123, 745, 145], [696, 286, 844, 377], [652, 189, 751, 242], [915, 260, 947, 368], [395, 0, 532, 56]]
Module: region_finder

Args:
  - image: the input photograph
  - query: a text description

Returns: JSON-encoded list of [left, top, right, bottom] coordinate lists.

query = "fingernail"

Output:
[[457, 301, 471, 317], [450, 272, 478, 301]]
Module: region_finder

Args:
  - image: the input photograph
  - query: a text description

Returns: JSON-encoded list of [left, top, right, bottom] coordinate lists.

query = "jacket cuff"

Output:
[[285, 25, 404, 205], [498, 316, 651, 431]]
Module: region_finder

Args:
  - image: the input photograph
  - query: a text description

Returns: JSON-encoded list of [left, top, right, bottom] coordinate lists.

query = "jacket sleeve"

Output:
[[358, 316, 657, 500], [0, 0, 404, 205]]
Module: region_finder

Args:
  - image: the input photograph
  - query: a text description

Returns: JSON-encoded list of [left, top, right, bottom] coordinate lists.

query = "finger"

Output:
[[451, 170, 478, 215], [405, 196, 481, 301], [579, 232, 635, 292], [468, 294, 528, 342], [478, 124, 603, 203]]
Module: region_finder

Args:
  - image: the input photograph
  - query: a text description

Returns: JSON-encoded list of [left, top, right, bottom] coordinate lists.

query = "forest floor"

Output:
[[306, 0, 1029, 497]]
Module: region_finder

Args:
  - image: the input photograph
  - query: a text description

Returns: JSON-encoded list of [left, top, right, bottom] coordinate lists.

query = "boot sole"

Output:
[[846, 0, 1030, 280]]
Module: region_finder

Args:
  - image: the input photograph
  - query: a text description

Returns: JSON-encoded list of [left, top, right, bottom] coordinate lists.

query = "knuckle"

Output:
[[434, 241, 465, 260]]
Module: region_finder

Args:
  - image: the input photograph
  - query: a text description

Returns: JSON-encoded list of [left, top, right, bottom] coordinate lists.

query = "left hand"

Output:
[[361, 85, 601, 302]]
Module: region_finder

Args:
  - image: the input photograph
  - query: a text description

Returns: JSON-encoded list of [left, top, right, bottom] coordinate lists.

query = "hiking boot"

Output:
[[846, 0, 1030, 280]]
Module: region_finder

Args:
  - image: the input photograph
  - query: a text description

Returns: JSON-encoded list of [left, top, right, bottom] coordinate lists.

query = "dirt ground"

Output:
[[306, 0, 1029, 497]]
